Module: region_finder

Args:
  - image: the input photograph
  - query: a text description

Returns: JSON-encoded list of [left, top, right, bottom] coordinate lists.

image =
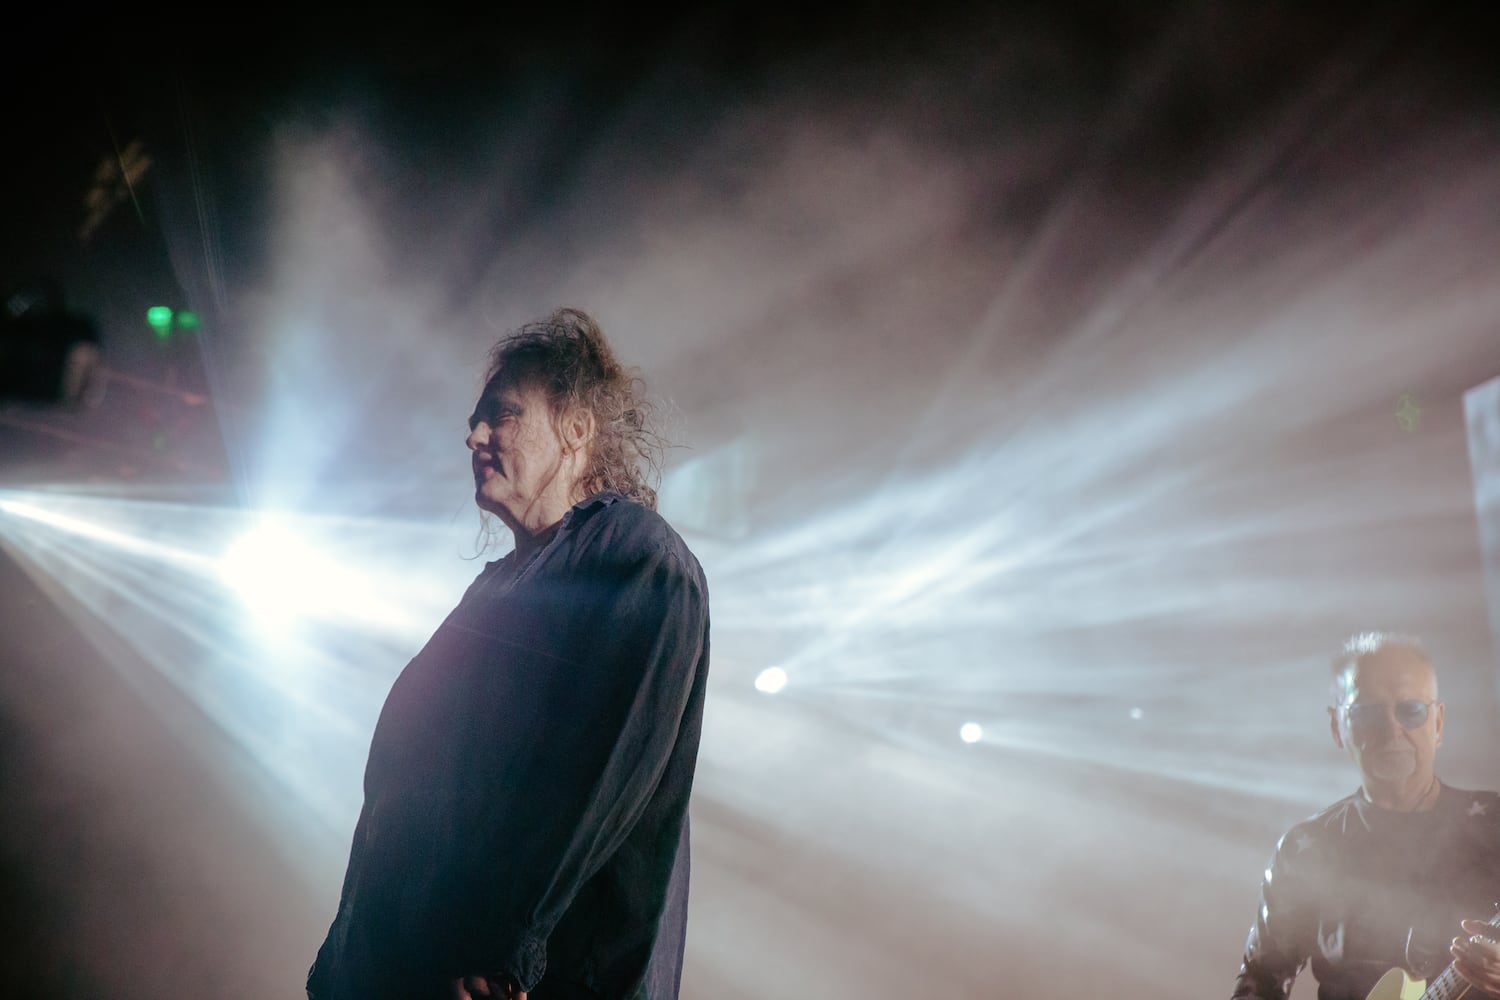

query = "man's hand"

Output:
[[452, 975, 526, 1000], [1451, 919, 1500, 997]]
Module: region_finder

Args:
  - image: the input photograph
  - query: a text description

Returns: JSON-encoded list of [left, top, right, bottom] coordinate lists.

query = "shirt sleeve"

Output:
[[1232, 832, 1316, 1000], [445, 537, 709, 991]]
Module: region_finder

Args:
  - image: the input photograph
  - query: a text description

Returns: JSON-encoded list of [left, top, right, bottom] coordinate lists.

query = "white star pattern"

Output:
[[1321, 923, 1345, 961], [1395, 394, 1423, 431], [1471, 800, 1488, 817]]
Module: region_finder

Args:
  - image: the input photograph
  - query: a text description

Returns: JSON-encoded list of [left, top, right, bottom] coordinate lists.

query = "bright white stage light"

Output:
[[0, 495, 215, 572], [220, 519, 352, 626], [959, 722, 983, 743], [2, 498, 165, 557], [1129, 707, 1144, 720], [754, 666, 788, 694]]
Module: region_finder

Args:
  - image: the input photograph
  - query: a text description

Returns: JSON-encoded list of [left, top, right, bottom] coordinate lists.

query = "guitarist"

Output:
[[1231, 632, 1500, 1000]]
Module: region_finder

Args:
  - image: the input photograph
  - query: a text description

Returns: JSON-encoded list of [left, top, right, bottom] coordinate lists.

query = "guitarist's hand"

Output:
[[1451, 919, 1500, 997]]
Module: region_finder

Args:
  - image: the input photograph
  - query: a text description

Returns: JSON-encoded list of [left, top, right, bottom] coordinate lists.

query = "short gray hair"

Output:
[[1329, 630, 1433, 703]]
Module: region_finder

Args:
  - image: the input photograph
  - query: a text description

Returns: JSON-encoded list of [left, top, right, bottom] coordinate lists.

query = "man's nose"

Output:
[[466, 421, 490, 450]]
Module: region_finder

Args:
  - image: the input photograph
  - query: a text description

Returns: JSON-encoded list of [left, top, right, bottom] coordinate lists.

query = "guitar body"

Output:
[[1365, 967, 1428, 1000]]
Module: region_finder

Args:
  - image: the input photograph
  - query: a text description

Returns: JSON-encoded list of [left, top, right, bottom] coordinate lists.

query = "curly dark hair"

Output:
[[482, 308, 666, 509]]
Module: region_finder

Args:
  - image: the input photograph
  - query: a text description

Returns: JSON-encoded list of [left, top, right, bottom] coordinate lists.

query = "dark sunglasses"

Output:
[[1339, 699, 1438, 730]]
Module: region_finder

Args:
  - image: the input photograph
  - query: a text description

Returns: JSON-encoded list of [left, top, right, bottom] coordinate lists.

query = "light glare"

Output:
[[221, 520, 349, 626], [754, 666, 788, 694]]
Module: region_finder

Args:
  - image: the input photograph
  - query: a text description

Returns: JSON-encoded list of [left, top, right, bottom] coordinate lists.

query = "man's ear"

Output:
[[1328, 706, 1346, 750], [560, 407, 595, 454]]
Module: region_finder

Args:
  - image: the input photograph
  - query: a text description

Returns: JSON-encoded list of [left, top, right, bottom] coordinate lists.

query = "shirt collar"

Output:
[[558, 489, 623, 530]]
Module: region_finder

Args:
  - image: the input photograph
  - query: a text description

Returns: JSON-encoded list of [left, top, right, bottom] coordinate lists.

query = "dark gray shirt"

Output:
[[1233, 783, 1500, 1000], [309, 492, 710, 1000]]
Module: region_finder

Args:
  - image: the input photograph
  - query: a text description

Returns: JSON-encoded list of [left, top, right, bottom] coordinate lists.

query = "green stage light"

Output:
[[175, 310, 200, 331], [146, 306, 174, 339]]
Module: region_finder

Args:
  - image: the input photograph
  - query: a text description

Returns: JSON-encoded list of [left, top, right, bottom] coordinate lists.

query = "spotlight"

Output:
[[754, 667, 788, 694], [220, 520, 338, 626], [959, 722, 983, 743]]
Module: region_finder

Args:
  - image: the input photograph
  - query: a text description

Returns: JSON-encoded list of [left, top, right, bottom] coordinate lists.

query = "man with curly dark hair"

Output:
[[309, 308, 710, 1000]]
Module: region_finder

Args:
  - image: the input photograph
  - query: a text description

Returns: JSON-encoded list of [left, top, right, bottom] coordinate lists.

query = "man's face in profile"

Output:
[[1329, 649, 1444, 789]]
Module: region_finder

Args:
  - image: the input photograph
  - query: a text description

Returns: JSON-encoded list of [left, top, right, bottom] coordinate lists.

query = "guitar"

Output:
[[1365, 912, 1500, 1000]]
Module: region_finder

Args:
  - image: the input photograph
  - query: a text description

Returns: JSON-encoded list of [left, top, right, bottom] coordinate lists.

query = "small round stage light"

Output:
[[754, 667, 788, 694]]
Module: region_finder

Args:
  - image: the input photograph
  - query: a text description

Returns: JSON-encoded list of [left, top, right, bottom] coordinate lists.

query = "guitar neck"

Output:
[[1422, 967, 1468, 1000]]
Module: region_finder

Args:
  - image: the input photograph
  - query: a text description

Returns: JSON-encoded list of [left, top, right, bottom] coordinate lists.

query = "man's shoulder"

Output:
[[1441, 784, 1500, 827], [1442, 783, 1500, 802], [1301, 790, 1364, 827], [576, 496, 703, 575], [1275, 791, 1363, 855]]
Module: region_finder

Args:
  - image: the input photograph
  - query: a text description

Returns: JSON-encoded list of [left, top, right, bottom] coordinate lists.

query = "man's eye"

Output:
[[470, 409, 516, 428]]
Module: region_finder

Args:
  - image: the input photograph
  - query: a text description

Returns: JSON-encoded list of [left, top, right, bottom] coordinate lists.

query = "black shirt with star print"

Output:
[[1232, 783, 1500, 1000]]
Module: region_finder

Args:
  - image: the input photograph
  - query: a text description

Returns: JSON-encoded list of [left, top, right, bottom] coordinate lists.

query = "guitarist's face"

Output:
[[1330, 652, 1444, 792]]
